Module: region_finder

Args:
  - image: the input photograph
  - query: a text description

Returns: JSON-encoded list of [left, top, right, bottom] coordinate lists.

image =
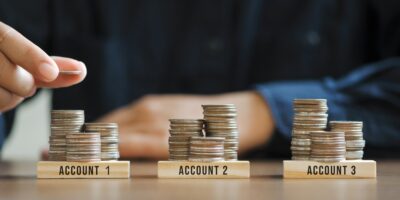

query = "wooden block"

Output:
[[158, 160, 250, 178], [283, 160, 376, 179], [37, 161, 130, 179]]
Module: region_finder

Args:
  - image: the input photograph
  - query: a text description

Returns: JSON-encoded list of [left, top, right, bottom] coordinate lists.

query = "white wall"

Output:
[[1, 90, 51, 161]]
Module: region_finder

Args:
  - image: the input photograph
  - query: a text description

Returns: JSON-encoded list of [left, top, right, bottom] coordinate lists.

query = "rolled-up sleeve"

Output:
[[255, 58, 400, 158]]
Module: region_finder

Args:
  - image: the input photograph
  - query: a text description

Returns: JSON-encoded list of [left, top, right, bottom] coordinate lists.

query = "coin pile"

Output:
[[84, 123, 120, 160], [203, 104, 239, 161], [330, 121, 365, 160], [66, 132, 101, 162], [189, 136, 225, 162], [291, 99, 328, 160], [168, 119, 204, 161], [49, 110, 85, 161], [310, 131, 346, 162]]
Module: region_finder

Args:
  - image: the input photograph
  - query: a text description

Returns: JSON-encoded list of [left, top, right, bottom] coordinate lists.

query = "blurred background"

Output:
[[1, 91, 50, 161], [0, 1, 398, 161]]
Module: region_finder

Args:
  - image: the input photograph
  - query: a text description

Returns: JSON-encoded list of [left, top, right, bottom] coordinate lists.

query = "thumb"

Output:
[[36, 56, 87, 88]]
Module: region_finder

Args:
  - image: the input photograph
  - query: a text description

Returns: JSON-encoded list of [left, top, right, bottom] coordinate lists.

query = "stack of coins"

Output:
[[291, 99, 328, 160], [49, 110, 85, 161], [330, 121, 365, 160], [168, 119, 204, 161], [310, 131, 346, 162], [84, 123, 120, 160], [189, 136, 225, 162], [66, 132, 101, 162], [203, 104, 239, 161]]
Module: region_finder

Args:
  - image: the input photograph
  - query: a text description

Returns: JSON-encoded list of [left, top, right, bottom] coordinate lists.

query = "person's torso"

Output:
[[1, 0, 397, 121]]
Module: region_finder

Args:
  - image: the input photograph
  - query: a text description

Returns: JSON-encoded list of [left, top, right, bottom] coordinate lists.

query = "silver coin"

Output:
[[346, 150, 364, 158], [346, 140, 366, 148], [291, 139, 311, 146], [169, 119, 204, 123], [188, 157, 225, 162], [291, 156, 310, 160]]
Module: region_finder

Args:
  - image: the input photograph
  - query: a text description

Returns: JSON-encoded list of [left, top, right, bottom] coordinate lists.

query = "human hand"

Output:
[[98, 91, 275, 160], [0, 22, 86, 112]]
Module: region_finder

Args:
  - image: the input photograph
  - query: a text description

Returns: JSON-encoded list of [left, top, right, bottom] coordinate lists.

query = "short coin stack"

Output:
[[66, 132, 101, 162], [291, 99, 328, 160], [84, 123, 120, 160], [310, 131, 346, 162], [189, 136, 225, 162], [49, 110, 85, 161], [330, 121, 365, 160], [168, 119, 204, 161], [203, 104, 239, 161]]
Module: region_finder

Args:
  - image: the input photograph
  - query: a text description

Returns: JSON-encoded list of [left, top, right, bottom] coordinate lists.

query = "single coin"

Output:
[[59, 70, 82, 75]]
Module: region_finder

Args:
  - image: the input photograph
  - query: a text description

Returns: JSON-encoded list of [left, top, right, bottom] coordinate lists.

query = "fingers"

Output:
[[0, 87, 13, 108], [119, 133, 168, 159], [2, 95, 24, 112], [0, 22, 58, 82], [36, 56, 87, 88], [0, 87, 23, 112], [0, 51, 36, 97], [41, 148, 49, 161], [0, 22, 86, 112], [96, 106, 134, 124], [118, 123, 169, 159]]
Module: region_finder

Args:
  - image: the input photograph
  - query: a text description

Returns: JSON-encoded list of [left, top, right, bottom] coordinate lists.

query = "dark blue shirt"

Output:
[[0, 0, 399, 159]]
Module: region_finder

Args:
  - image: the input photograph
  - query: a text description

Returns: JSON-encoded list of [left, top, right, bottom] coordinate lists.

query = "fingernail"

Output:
[[80, 61, 87, 76], [38, 63, 58, 81], [80, 61, 86, 70]]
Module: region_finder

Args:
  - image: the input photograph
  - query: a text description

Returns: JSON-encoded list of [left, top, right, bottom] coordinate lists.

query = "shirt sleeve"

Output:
[[0, 109, 16, 150], [0, 114, 5, 149], [255, 57, 400, 158]]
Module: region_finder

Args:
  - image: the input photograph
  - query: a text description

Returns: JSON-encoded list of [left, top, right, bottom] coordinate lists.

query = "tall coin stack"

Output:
[[66, 132, 101, 162], [330, 121, 365, 160], [168, 119, 204, 161], [84, 123, 120, 160], [203, 104, 239, 161], [291, 99, 328, 160], [189, 136, 225, 162], [49, 110, 85, 161], [310, 131, 346, 162]]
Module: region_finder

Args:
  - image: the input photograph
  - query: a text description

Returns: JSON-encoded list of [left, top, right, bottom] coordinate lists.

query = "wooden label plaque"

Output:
[[37, 161, 130, 179], [283, 160, 376, 179], [158, 161, 250, 178]]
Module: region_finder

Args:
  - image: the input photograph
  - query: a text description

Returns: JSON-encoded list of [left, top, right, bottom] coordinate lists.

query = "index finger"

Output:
[[0, 22, 58, 82]]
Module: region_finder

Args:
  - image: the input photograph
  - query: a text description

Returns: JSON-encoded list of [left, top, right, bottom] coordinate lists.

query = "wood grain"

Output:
[[0, 161, 398, 200], [283, 160, 376, 178], [158, 160, 250, 178], [37, 161, 130, 179]]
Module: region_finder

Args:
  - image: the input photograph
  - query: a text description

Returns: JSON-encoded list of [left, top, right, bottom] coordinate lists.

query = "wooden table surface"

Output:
[[0, 160, 398, 200]]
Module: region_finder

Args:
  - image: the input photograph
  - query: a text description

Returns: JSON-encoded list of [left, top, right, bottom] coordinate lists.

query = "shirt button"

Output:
[[306, 31, 320, 46]]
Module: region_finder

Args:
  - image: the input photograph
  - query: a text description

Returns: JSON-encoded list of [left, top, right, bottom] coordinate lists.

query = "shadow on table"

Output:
[[0, 175, 36, 180], [251, 174, 282, 179]]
